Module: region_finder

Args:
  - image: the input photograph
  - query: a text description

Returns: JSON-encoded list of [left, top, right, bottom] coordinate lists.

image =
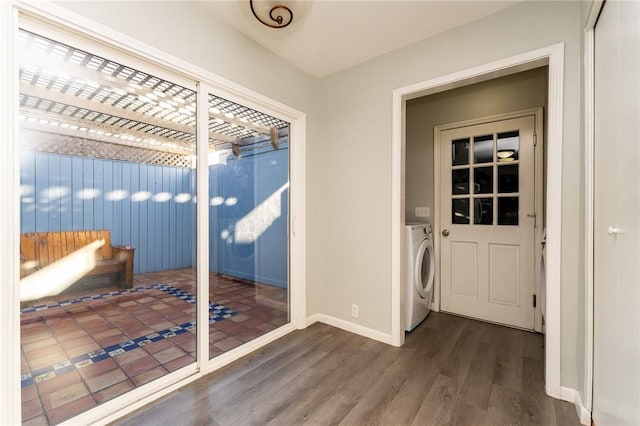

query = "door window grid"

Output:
[[451, 131, 520, 226]]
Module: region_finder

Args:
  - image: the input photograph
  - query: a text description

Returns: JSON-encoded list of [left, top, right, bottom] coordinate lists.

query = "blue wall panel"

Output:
[[82, 160, 94, 231], [121, 162, 132, 256], [20, 152, 195, 274], [34, 153, 49, 232], [93, 161, 104, 231], [20, 151, 36, 233], [60, 156, 73, 231], [209, 147, 289, 288], [21, 146, 286, 284], [129, 163, 140, 272], [190, 170, 197, 268], [137, 165, 149, 273], [47, 155, 61, 232], [71, 157, 83, 231]]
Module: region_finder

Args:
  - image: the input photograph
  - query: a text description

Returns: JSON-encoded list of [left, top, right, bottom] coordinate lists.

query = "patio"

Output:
[[20, 269, 288, 425]]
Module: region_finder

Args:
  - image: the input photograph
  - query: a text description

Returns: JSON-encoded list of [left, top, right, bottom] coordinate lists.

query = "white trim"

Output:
[[196, 82, 212, 371], [544, 42, 565, 400], [7, 1, 308, 424], [432, 125, 442, 313], [0, 2, 21, 425], [392, 43, 564, 399], [391, 86, 406, 346], [533, 108, 545, 333], [584, 19, 595, 419], [433, 108, 544, 332], [306, 314, 393, 345], [290, 114, 308, 330], [561, 386, 592, 426], [584, 0, 603, 415], [431, 108, 543, 132]]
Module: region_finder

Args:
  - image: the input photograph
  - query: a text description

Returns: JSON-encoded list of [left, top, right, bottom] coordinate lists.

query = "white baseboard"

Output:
[[560, 386, 591, 425], [305, 313, 393, 345]]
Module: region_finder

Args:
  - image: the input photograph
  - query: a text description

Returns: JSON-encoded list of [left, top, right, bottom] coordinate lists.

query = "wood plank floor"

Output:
[[114, 312, 582, 426]]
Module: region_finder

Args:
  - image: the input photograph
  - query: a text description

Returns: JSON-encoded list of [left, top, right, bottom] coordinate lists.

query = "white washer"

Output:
[[405, 222, 435, 332]]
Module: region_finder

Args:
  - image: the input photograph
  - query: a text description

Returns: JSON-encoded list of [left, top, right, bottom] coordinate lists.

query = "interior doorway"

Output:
[[405, 69, 547, 332], [392, 43, 565, 399]]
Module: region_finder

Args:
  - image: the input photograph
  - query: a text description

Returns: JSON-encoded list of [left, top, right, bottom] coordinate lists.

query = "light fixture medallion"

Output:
[[250, 0, 293, 29]]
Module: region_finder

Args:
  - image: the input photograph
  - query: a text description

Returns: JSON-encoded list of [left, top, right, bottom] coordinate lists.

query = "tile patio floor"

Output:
[[20, 268, 288, 425]]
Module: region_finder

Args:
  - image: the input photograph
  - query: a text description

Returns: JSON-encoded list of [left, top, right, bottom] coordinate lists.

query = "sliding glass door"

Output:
[[17, 27, 199, 424], [15, 19, 296, 425], [207, 93, 290, 359]]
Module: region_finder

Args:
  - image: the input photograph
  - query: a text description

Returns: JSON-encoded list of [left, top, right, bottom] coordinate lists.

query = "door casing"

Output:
[[392, 44, 564, 400]]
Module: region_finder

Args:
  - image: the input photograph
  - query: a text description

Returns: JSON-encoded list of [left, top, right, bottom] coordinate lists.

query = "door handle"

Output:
[[442, 229, 450, 237], [608, 226, 622, 236]]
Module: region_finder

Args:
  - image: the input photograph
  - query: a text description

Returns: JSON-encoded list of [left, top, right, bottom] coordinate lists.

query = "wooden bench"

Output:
[[20, 230, 134, 290]]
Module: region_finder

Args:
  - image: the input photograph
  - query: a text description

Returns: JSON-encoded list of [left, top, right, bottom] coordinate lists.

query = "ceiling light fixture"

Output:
[[250, 0, 294, 29]]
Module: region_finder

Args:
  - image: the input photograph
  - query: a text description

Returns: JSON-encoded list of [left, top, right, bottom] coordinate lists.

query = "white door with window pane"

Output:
[[439, 116, 536, 329]]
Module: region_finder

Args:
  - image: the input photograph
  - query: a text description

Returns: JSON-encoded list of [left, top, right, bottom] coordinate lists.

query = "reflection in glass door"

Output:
[[207, 94, 290, 359], [17, 29, 198, 424]]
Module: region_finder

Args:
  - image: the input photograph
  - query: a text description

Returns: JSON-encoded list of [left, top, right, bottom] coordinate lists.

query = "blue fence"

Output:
[[20, 148, 289, 287], [209, 148, 289, 288], [20, 152, 195, 274]]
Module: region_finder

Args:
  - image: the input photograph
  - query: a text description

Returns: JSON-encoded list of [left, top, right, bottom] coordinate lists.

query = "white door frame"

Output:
[[433, 108, 544, 332], [584, 0, 605, 416], [391, 43, 564, 399]]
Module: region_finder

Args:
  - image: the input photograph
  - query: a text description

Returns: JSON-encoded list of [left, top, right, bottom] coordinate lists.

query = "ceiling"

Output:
[[199, 0, 520, 78]]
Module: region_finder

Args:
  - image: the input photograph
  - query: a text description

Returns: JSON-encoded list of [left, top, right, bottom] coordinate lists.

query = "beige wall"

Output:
[[405, 67, 548, 223], [315, 0, 585, 393]]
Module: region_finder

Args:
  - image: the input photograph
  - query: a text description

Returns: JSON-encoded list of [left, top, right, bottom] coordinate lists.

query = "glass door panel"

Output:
[[207, 93, 290, 359], [17, 29, 198, 425], [449, 130, 522, 227]]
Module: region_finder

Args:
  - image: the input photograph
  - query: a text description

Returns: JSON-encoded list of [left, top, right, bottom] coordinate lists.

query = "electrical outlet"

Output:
[[351, 304, 359, 319], [415, 206, 430, 218]]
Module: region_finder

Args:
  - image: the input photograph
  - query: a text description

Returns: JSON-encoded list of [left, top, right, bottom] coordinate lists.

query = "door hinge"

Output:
[[533, 294, 537, 308], [533, 133, 538, 147]]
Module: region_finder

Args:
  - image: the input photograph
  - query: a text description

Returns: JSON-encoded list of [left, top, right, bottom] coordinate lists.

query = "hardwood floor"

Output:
[[115, 313, 581, 426]]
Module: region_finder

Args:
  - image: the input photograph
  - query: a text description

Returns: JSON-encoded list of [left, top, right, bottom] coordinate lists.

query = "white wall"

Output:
[[315, 0, 585, 393], [405, 67, 548, 222]]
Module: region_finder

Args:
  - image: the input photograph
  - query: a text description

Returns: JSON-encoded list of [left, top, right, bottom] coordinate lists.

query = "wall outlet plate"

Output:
[[415, 206, 430, 218], [351, 304, 359, 319]]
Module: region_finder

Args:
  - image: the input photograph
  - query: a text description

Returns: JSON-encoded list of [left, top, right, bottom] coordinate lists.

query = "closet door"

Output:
[[593, 1, 640, 424]]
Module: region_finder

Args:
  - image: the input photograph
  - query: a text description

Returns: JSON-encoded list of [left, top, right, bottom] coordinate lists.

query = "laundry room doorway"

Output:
[[435, 111, 543, 330], [394, 43, 563, 396]]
